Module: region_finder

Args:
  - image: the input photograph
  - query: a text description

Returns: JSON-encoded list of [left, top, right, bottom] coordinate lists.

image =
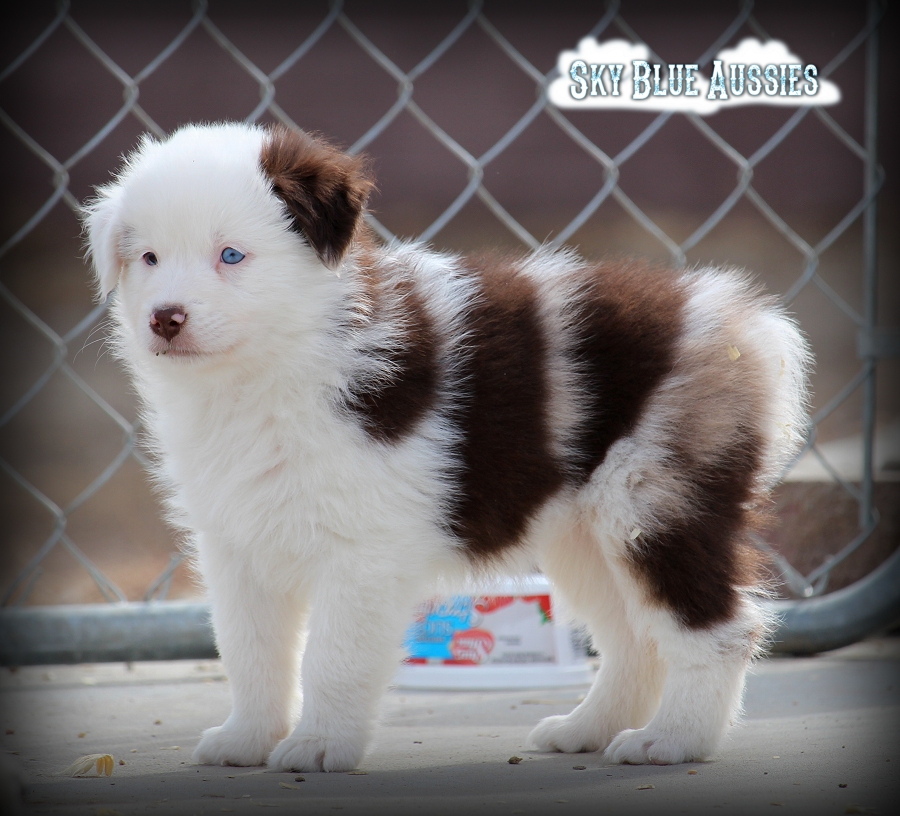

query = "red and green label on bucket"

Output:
[[404, 594, 556, 665]]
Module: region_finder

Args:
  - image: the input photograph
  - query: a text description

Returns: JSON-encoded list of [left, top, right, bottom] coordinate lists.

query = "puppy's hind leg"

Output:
[[604, 587, 767, 765], [598, 483, 770, 764], [582, 420, 771, 764], [528, 525, 666, 755]]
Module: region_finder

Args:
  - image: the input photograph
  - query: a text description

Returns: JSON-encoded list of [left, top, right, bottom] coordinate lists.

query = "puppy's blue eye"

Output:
[[143, 252, 158, 266], [221, 247, 245, 265]]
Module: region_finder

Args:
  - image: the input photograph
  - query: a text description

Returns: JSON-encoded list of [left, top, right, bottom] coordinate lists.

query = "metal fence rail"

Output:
[[0, 0, 896, 661]]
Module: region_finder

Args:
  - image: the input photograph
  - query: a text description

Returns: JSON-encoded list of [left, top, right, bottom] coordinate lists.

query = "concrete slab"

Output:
[[1, 637, 898, 816]]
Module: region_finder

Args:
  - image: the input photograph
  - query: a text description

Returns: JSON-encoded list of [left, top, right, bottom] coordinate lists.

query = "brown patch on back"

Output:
[[260, 125, 374, 268], [448, 258, 566, 559], [631, 427, 767, 629], [346, 270, 439, 444], [568, 260, 687, 481]]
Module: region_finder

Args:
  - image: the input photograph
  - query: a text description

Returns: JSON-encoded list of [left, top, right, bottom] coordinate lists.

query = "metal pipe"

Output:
[[0, 601, 217, 666], [859, 0, 880, 528], [3, 543, 899, 666], [766, 544, 900, 654]]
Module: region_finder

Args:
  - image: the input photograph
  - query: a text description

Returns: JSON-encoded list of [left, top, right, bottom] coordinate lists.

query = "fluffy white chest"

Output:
[[152, 381, 347, 546], [147, 370, 449, 563]]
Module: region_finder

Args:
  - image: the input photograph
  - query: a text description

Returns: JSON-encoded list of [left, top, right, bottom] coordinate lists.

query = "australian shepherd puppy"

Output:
[[84, 122, 810, 772]]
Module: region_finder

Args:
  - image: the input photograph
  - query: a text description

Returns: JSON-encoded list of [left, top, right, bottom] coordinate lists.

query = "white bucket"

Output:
[[393, 574, 595, 690]]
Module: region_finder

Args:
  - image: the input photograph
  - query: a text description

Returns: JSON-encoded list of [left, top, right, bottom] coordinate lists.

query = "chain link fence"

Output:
[[0, 0, 896, 660]]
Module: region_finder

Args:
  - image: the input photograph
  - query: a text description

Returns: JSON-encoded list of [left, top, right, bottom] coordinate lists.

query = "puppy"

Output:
[[84, 122, 810, 772]]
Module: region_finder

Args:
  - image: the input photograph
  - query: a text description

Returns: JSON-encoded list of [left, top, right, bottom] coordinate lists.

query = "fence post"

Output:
[[859, 0, 880, 530]]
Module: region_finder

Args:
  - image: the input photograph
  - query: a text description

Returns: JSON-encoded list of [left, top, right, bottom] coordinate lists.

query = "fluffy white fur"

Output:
[[84, 123, 810, 772]]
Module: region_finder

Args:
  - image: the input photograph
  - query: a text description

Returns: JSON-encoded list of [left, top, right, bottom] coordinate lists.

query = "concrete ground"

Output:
[[1, 637, 898, 816]]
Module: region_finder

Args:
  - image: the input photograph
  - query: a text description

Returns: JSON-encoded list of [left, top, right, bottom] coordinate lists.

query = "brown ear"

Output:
[[260, 125, 374, 269]]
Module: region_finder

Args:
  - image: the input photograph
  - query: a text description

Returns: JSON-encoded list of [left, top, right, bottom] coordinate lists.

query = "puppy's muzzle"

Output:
[[150, 306, 187, 341]]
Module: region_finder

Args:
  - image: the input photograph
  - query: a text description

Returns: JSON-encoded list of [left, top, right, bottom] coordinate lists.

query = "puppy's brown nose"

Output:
[[150, 306, 187, 341]]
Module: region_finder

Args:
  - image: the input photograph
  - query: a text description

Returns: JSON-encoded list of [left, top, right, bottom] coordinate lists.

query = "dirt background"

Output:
[[0, 1, 897, 606]]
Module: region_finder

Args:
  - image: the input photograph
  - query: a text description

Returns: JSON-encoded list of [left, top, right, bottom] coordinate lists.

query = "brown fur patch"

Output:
[[631, 427, 766, 628], [343, 230, 383, 329], [448, 258, 566, 559], [567, 260, 687, 481], [346, 269, 439, 444], [260, 125, 374, 268]]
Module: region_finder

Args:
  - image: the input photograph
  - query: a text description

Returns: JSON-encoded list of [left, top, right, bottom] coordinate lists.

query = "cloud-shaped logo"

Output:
[[548, 37, 840, 115]]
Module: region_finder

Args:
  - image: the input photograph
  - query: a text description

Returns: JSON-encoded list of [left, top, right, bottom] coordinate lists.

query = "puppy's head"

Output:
[[83, 123, 373, 362]]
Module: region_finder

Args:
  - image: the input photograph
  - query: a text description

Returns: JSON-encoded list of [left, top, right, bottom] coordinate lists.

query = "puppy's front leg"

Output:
[[267, 572, 417, 773], [193, 541, 307, 767]]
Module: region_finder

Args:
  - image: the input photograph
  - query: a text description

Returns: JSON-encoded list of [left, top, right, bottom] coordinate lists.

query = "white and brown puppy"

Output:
[[84, 122, 810, 772]]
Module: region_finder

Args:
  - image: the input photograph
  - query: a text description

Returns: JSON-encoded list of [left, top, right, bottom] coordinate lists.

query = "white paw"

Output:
[[193, 723, 284, 767], [605, 727, 710, 765], [527, 714, 606, 754], [268, 732, 366, 773]]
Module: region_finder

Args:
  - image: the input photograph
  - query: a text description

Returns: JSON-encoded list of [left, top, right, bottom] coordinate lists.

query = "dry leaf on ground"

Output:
[[61, 754, 114, 777]]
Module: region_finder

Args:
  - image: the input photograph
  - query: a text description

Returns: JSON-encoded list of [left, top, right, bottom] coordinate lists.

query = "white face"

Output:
[[95, 128, 327, 366], [116, 226, 258, 361]]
